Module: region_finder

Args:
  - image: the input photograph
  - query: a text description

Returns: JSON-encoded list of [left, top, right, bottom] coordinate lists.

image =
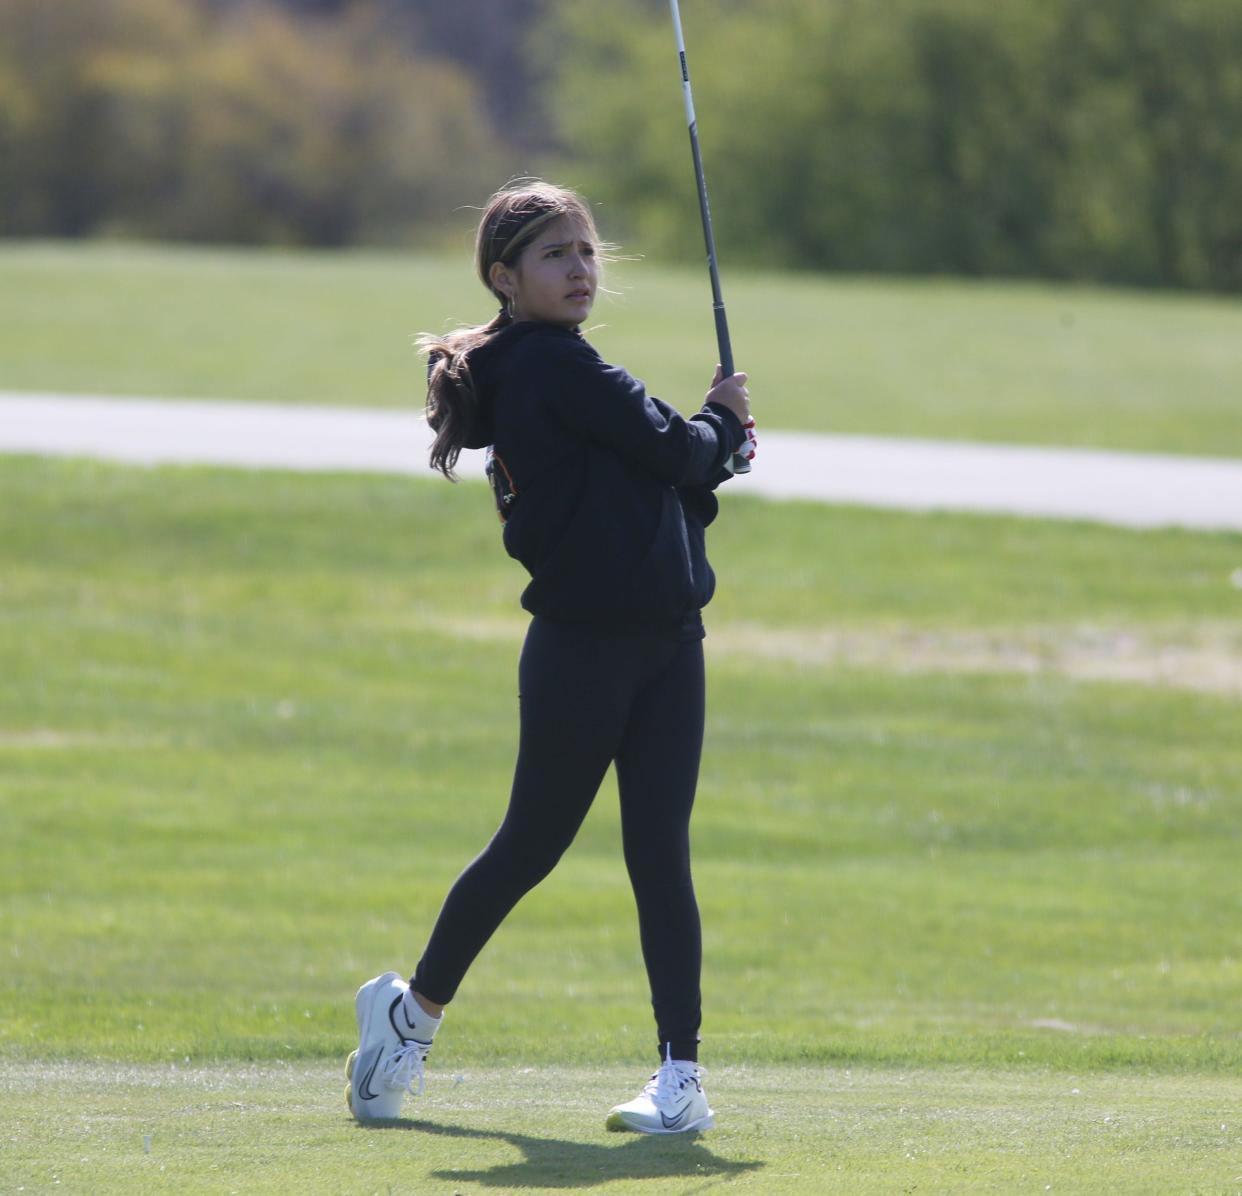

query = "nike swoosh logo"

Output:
[[389, 997, 415, 1039], [388, 995, 432, 1046], [660, 1102, 692, 1130], [356, 1050, 383, 1102]]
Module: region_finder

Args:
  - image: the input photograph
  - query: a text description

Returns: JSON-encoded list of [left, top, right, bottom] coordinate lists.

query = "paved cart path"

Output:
[[3, 391, 1241, 532]]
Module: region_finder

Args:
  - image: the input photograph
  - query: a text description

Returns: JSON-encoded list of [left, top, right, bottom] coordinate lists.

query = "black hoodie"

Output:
[[462, 321, 745, 639]]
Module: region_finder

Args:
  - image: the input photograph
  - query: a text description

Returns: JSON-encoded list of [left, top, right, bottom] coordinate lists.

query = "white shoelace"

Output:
[[648, 1057, 704, 1106], [381, 1040, 431, 1096]]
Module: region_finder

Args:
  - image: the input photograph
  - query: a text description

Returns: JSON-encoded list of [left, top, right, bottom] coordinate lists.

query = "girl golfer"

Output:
[[346, 180, 754, 1133]]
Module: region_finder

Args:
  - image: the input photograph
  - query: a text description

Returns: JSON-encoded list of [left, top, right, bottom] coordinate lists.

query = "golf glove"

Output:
[[740, 418, 758, 462]]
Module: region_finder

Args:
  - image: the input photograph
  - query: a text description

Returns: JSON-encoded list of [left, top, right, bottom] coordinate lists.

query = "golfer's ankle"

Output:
[[411, 990, 445, 1019]]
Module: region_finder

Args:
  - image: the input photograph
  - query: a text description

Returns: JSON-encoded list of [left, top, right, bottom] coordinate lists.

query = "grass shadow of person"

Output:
[[359, 1116, 764, 1189]]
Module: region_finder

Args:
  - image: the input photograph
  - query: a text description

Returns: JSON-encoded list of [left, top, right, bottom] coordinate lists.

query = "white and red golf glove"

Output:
[[739, 417, 758, 463]]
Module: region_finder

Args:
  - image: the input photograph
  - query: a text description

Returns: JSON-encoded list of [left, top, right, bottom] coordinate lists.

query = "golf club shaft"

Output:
[[669, 0, 750, 473]]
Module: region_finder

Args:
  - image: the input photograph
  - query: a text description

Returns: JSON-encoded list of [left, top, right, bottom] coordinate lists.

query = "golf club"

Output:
[[668, 0, 751, 474]]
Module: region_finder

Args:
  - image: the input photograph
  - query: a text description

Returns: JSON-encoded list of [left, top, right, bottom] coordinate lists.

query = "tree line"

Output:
[[0, 0, 519, 245], [2, 0, 1240, 290], [553, 0, 1242, 291]]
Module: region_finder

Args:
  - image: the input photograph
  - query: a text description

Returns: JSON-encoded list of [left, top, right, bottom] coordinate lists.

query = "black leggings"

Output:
[[412, 616, 705, 1061]]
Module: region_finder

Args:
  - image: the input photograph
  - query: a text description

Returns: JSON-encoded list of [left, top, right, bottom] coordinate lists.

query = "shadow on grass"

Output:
[[361, 1117, 764, 1189]]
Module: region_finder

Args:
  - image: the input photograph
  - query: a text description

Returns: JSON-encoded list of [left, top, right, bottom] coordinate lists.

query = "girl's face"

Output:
[[492, 215, 598, 329]]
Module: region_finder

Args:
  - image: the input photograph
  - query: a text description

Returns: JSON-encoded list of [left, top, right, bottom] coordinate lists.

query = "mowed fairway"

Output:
[[2, 449, 1241, 1193], [3, 240, 1242, 456], [3, 1063, 1239, 1194]]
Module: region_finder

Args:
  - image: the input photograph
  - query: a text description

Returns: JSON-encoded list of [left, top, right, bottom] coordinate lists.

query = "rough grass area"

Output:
[[2, 240, 1242, 455], [3, 1062, 1240, 1195], [2, 457, 1239, 1069]]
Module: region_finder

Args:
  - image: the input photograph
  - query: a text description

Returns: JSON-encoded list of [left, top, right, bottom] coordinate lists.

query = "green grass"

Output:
[[4, 239, 1241, 1191], [3, 1063, 1240, 1194], [2, 239, 1242, 455], [3, 457, 1240, 1066], [3, 457, 1241, 1191]]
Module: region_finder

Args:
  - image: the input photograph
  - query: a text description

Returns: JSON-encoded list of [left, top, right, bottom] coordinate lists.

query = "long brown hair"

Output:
[[419, 180, 605, 479]]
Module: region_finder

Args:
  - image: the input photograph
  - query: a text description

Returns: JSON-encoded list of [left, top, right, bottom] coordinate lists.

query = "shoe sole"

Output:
[[344, 1049, 358, 1115], [605, 1110, 715, 1134]]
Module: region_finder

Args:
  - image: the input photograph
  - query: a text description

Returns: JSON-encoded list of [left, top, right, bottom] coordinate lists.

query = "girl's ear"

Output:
[[489, 260, 515, 302]]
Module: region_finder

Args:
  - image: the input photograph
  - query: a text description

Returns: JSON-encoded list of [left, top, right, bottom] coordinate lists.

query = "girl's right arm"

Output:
[[537, 337, 748, 487]]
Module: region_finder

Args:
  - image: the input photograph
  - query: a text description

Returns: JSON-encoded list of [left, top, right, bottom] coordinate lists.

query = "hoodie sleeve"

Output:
[[532, 335, 744, 487]]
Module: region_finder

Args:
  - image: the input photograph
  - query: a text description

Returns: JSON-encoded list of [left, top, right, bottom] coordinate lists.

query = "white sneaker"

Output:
[[605, 1054, 715, 1134], [344, 971, 432, 1122]]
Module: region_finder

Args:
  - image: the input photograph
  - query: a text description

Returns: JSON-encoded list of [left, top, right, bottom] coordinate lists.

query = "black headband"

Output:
[[488, 207, 564, 265]]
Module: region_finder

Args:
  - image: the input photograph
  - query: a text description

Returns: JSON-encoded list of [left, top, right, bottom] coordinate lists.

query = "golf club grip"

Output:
[[712, 304, 750, 473], [714, 304, 733, 379]]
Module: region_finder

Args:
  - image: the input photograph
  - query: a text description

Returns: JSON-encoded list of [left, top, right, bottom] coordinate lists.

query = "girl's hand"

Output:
[[706, 365, 750, 425]]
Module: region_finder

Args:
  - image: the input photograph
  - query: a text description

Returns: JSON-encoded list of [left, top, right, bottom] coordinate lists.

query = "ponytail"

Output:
[[420, 308, 512, 480]]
